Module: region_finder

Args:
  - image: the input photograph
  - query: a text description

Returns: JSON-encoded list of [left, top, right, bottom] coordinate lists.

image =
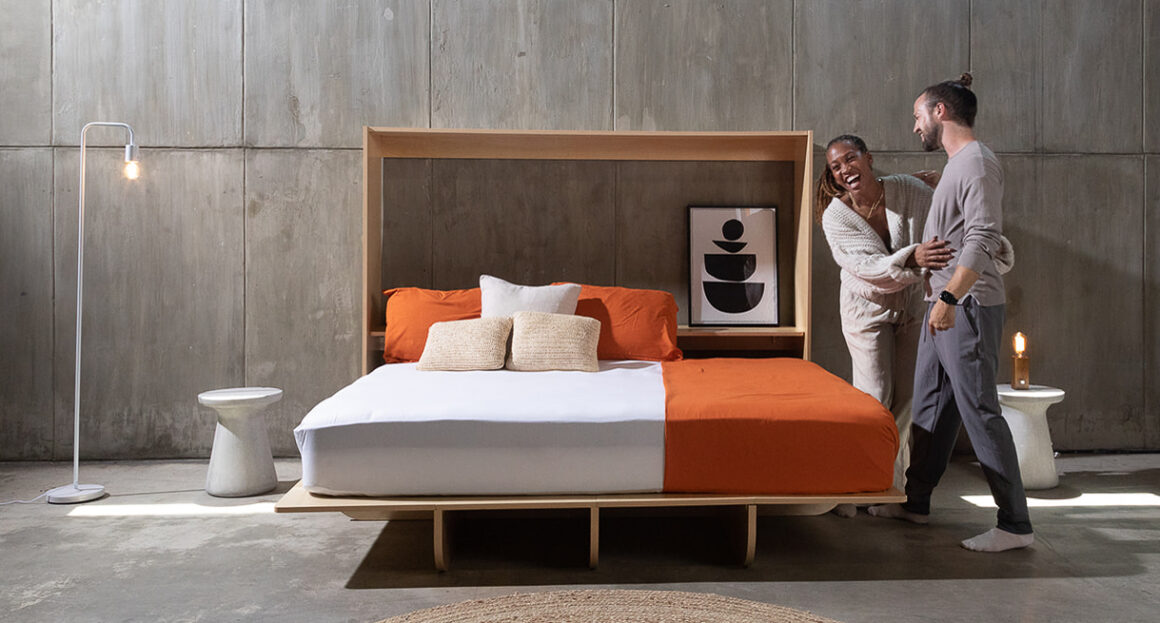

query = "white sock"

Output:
[[866, 503, 929, 524], [831, 503, 857, 518], [961, 528, 1034, 552]]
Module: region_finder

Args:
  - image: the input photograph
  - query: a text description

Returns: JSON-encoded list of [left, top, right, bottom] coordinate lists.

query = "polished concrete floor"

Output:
[[1, 453, 1158, 622]]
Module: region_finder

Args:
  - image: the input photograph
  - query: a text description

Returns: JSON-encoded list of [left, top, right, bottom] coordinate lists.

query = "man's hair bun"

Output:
[[956, 72, 973, 88]]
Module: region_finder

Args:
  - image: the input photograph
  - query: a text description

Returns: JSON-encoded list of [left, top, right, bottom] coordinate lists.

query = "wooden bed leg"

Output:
[[589, 506, 599, 569], [728, 504, 757, 567], [433, 509, 452, 572]]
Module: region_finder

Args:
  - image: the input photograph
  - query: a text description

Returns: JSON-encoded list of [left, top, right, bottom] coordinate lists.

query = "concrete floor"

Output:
[[1, 453, 1158, 622]]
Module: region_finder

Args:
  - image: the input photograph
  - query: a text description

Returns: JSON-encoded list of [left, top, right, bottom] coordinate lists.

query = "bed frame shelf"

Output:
[[276, 481, 903, 570]]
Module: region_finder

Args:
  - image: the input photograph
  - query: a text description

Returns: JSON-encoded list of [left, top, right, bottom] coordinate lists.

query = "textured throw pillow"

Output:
[[417, 317, 512, 371], [556, 283, 683, 361], [479, 274, 581, 318], [383, 287, 482, 363], [506, 311, 601, 372]]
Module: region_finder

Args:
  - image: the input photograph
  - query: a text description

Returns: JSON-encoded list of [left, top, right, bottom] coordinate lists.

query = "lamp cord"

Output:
[[0, 491, 51, 505]]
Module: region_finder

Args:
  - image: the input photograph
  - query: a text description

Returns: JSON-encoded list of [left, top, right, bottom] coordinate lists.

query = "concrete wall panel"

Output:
[[432, 0, 612, 130], [431, 159, 616, 289], [1041, 0, 1143, 153], [53, 149, 245, 459], [615, 0, 793, 131], [617, 161, 796, 325], [0, 0, 51, 145], [245, 150, 361, 455], [0, 149, 54, 459], [1003, 156, 1145, 450], [795, 0, 969, 152], [53, 0, 242, 147], [970, 0, 1040, 152], [244, 0, 429, 148], [1146, 156, 1159, 448], [1147, 1, 1160, 153]]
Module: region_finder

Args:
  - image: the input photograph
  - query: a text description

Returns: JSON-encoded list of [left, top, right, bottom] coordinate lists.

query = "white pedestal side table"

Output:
[[995, 384, 1066, 490], [198, 387, 282, 497]]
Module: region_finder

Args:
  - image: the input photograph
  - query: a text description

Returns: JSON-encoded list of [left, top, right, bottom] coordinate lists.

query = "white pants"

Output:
[[839, 286, 924, 491]]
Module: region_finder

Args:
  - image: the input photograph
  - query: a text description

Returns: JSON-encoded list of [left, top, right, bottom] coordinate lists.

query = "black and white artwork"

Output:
[[688, 206, 778, 326]]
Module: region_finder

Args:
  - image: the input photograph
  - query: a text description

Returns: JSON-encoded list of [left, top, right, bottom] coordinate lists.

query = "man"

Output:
[[868, 73, 1033, 553]]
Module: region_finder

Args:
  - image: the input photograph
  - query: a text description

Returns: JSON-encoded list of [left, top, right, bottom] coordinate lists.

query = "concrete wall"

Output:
[[1, 0, 1155, 458]]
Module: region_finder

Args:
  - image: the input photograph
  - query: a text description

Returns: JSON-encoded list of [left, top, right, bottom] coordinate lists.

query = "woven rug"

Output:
[[378, 589, 842, 623]]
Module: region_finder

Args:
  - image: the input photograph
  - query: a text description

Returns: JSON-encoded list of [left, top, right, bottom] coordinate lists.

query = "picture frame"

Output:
[[688, 205, 778, 326]]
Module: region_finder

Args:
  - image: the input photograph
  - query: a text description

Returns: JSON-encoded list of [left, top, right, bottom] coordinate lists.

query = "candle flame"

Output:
[[1013, 332, 1026, 355]]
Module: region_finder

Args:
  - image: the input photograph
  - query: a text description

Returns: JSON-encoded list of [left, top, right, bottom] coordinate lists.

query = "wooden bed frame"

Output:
[[275, 127, 905, 569]]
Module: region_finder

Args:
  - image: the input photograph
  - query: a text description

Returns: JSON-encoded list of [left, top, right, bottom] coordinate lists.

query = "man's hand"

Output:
[[928, 299, 956, 335]]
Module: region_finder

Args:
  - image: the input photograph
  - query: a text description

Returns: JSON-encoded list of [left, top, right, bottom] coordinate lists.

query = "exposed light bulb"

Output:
[[124, 160, 140, 180], [1013, 332, 1026, 355]]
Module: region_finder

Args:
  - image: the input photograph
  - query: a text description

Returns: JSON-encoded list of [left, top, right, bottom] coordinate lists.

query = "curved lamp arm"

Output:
[[68, 122, 139, 494]]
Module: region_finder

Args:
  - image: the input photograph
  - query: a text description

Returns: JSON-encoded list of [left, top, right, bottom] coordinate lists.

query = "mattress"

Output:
[[294, 360, 667, 496]]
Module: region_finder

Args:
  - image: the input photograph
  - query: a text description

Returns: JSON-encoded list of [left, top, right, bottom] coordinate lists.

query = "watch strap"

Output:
[[938, 290, 959, 306]]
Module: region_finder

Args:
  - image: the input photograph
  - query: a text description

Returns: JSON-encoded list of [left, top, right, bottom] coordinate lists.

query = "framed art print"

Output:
[[688, 206, 778, 326]]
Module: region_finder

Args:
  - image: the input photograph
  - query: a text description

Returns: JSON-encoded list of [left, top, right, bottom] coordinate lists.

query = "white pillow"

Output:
[[479, 274, 581, 318], [506, 311, 601, 372], [417, 317, 512, 371]]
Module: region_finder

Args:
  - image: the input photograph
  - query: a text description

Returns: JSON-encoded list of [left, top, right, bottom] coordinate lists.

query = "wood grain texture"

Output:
[[1001, 155, 1145, 450], [0, 0, 51, 145], [795, 0, 969, 152], [0, 149, 54, 459], [432, 0, 613, 130], [244, 0, 429, 147], [52, 0, 242, 147], [615, 161, 796, 325], [970, 0, 1041, 152], [1041, 0, 1143, 153], [52, 149, 245, 459], [615, 0, 793, 131], [430, 159, 617, 289], [245, 149, 362, 455]]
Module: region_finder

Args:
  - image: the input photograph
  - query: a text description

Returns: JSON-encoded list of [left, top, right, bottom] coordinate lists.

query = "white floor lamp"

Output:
[[47, 122, 140, 505]]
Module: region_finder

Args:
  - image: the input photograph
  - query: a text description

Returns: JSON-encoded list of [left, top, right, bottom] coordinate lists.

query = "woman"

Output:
[[815, 135, 951, 513]]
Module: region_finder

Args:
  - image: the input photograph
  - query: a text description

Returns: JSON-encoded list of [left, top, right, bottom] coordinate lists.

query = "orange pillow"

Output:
[[560, 283, 682, 361], [382, 287, 482, 363]]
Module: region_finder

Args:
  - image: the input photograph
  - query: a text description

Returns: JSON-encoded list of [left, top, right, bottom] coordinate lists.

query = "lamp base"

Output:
[[46, 483, 106, 504]]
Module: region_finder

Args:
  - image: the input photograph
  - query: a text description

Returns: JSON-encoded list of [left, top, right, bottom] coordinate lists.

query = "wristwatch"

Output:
[[938, 290, 959, 306]]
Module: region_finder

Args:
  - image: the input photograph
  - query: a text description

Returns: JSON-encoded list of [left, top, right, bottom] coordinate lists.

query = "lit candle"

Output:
[[1011, 332, 1030, 390]]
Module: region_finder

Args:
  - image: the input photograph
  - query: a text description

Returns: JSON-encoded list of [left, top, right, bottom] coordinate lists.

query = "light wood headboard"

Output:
[[362, 128, 814, 375]]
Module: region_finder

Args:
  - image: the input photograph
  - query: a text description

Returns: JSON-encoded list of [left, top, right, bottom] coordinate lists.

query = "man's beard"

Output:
[[920, 120, 942, 152]]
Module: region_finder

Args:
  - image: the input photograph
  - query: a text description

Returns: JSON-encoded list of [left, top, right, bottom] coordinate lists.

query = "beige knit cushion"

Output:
[[506, 311, 601, 372], [416, 317, 512, 371]]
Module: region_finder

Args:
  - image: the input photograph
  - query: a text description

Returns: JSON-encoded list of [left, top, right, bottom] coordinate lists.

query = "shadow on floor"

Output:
[[344, 494, 1157, 588]]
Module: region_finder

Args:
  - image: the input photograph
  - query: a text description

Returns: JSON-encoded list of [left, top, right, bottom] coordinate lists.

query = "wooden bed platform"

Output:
[[276, 482, 904, 570], [276, 128, 903, 570]]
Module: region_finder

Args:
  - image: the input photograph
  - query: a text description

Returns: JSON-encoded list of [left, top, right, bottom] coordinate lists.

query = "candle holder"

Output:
[[1011, 331, 1030, 390]]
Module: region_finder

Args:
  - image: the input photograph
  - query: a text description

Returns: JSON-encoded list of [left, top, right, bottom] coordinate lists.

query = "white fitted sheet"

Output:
[[294, 360, 666, 496]]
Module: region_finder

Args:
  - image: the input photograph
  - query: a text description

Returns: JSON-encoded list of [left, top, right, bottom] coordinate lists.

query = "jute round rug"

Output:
[[377, 589, 842, 623]]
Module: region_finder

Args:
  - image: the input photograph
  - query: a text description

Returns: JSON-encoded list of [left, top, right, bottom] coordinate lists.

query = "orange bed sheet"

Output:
[[662, 358, 898, 495]]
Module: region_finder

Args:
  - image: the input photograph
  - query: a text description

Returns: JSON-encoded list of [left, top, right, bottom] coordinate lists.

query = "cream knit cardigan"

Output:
[[822, 173, 1015, 307], [821, 174, 930, 305]]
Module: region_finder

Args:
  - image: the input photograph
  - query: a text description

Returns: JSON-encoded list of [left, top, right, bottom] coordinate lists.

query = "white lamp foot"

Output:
[[46, 483, 106, 504]]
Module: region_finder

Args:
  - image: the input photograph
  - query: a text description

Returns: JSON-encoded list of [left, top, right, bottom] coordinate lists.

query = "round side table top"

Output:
[[996, 384, 1065, 403], [198, 387, 283, 408]]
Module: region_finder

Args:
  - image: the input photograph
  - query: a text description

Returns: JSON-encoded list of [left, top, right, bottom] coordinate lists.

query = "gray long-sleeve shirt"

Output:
[[923, 140, 1006, 306]]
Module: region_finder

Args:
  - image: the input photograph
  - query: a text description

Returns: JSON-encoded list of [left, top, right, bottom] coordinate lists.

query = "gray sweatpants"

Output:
[[903, 297, 1032, 535]]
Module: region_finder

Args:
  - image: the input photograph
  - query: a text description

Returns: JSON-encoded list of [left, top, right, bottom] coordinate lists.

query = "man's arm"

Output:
[[928, 264, 979, 334]]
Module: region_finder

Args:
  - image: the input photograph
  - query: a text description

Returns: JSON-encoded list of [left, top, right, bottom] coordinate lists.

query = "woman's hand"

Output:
[[913, 170, 941, 188], [909, 236, 954, 269]]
